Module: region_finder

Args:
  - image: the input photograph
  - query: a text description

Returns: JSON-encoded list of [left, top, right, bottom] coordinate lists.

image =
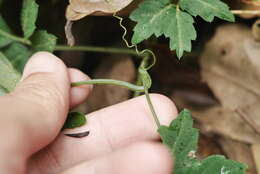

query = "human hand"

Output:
[[0, 52, 176, 174]]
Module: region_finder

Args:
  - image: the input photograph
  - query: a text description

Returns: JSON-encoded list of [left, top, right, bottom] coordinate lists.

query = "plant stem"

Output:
[[55, 45, 140, 57], [0, 29, 31, 45], [71, 79, 145, 92], [0, 29, 141, 57], [144, 89, 161, 128]]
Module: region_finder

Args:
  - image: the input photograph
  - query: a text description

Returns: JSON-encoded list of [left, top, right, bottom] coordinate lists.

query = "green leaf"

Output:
[[197, 156, 247, 174], [130, 0, 196, 58], [158, 125, 177, 148], [179, 0, 235, 22], [63, 112, 87, 129], [0, 14, 12, 48], [0, 52, 21, 92], [167, 8, 196, 58], [158, 109, 247, 174], [3, 43, 32, 73], [0, 85, 8, 96], [31, 30, 57, 52], [21, 0, 39, 38]]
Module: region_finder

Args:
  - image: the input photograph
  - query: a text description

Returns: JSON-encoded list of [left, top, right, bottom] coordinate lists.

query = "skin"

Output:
[[0, 52, 176, 174]]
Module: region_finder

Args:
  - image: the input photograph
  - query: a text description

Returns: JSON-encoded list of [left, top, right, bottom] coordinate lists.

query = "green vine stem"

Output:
[[71, 79, 145, 92], [55, 45, 140, 57], [144, 89, 161, 128], [0, 29, 141, 57], [113, 13, 161, 128], [0, 29, 31, 45]]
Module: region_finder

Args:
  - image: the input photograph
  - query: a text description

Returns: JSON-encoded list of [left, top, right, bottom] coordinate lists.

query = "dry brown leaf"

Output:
[[251, 144, 260, 174], [191, 106, 260, 144], [199, 24, 260, 144], [219, 137, 257, 174], [65, 0, 134, 45], [66, 5, 88, 21], [171, 93, 260, 143], [66, 0, 134, 21]]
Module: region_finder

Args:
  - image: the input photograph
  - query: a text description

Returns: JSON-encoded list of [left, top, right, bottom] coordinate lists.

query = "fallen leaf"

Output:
[[219, 137, 257, 174], [199, 24, 260, 143], [66, 0, 134, 21], [191, 106, 260, 144], [65, 0, 134, 45]]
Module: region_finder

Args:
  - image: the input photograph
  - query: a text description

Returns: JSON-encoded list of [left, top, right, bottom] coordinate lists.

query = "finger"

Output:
[[68, 68, 92, 108], [60, 142, 173, 174], [28, 94, 177, 174], [0, 52, 70, 158]]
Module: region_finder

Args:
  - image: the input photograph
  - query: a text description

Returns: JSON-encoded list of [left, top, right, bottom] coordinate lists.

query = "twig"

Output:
[[235, 108, 260, 134], [231, 10, 260, 15]]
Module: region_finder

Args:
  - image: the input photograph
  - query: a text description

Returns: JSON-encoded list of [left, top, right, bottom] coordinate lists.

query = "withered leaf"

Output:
[[65, 0, 133, 45], [66, 0, 134, 21], [219, 137, 257, 174], [199, 24, 260, 143]]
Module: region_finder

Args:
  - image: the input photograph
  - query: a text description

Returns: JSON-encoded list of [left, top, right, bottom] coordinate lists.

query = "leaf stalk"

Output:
[[71, 79, 145, 92]]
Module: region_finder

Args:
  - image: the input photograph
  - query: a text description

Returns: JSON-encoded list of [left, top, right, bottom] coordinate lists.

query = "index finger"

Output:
[[28, 94, 177, 174]]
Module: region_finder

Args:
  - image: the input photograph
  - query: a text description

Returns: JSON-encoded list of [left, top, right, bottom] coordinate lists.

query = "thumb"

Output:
[[0, 52, 70, 158]]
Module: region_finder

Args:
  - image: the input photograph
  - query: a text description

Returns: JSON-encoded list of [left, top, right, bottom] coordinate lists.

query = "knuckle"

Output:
[[13, 75, 66, 116]]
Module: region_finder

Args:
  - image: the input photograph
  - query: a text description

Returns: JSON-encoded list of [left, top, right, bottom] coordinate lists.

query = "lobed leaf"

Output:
[[130, 0, 196, 58], [158, 109, 247, 174], [130, 0, 234, 58], [21, 0, 39, 38], [30, 30, 57, 53], [179, 0, 235, 22]]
